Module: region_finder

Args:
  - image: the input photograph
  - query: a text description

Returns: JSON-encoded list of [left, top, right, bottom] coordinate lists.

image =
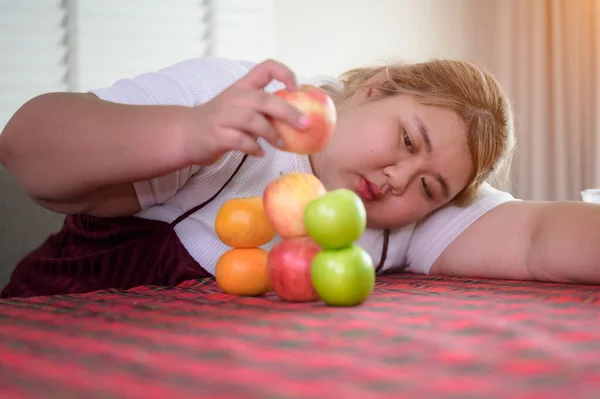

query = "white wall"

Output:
[[271, 0, 472, 78]]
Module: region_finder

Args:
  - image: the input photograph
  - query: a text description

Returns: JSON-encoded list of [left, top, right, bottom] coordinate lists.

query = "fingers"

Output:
[[206, 58, 309, 159], [237, 90, 309, 133], [234, 59, 299, 92], [226, 106, 280, 146], [219, 128, 265, 157]]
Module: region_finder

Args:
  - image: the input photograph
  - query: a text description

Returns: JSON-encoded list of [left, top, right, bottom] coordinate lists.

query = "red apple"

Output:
[[263, 172, 327, 238], [271, 84, 337, 155], [267, 236, 321, 302]]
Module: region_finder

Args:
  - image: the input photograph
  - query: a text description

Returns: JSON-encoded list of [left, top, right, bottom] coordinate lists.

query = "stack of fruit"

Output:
[[213, 83, 375, 306]]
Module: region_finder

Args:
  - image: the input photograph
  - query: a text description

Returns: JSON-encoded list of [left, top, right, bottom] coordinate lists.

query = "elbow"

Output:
[[0, 108, 31, 195], [0, 120, 23, 181], [0, 93, 56, 191], [0, 119, 57, 210], [523, 203, 554, 282], [0, 95, 56, 209], [0, 94, 44, 169], [524, 203, 574, 284], [0, 139, 7, 169], [0, 115, 16, 169]]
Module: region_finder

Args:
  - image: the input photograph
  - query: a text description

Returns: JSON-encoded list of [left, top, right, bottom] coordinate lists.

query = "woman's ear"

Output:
[[355, 71, 387, 100], [365, 86, 382, 98], [353, 85, 383, 103]]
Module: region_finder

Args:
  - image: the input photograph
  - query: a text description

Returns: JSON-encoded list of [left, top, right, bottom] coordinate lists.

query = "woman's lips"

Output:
[[359, 177, 382, 201]]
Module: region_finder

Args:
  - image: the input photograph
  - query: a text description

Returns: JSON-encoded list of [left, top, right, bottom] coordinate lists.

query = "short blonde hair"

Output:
[[337, 59, 515, 204]]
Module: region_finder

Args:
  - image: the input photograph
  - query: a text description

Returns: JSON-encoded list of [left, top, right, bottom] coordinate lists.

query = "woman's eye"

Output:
[[421, 177, 433, 199], [403, 131, 413, 152]]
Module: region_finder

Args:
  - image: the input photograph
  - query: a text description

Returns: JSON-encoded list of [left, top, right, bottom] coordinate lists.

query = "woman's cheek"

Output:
[[392, 195, 430, 225], [369, 130, 398, 158]]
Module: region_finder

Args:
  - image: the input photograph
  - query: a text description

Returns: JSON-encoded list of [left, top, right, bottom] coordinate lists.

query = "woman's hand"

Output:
[[183, 59, 311, 165]]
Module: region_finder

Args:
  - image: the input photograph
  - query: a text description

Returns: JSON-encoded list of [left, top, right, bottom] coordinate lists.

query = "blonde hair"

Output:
[[337, 59, 515, 204]]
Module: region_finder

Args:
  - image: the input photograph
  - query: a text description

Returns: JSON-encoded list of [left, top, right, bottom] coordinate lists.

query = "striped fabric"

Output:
[[1, 273, 599, 398]]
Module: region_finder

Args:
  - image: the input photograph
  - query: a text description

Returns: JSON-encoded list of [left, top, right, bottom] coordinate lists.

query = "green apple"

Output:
[[310, 245, 375, 306], [303, 188, 367, 249]]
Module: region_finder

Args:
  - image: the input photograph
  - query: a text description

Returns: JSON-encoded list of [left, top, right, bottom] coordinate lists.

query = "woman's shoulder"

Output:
[[413, 183, 518, 238], [171, 58, 344, 93], [404, 183, 518, 274], [87, 57, 261, 106], [89, 56, 343, 107], [475, 182, 517, 203]]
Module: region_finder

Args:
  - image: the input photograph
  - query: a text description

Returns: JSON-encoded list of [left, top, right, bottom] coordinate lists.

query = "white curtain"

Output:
[[0, 0, 276, 132], [431, 0, 600, 201], [496, 0, 600, 201]]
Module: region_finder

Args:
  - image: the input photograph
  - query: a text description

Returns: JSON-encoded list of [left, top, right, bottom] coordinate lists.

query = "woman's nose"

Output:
[[383, 164, 413, 195]]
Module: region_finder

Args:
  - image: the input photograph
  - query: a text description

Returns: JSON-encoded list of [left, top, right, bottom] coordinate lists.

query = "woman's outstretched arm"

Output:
[[430, 200, 600, 284]]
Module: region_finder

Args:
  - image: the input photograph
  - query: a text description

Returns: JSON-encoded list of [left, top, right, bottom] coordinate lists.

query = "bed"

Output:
[[1, 273, 599, 398]]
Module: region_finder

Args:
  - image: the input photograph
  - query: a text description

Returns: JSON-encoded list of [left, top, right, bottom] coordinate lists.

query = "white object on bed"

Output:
[[581, 189, 600, 203]]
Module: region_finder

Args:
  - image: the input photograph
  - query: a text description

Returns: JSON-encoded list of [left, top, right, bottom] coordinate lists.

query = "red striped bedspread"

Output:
[[1, 273, 599, 399]]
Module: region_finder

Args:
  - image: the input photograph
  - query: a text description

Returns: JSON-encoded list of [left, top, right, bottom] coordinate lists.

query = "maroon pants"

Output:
[[1, 155, 250, 299], [1, 214, 211, 298]]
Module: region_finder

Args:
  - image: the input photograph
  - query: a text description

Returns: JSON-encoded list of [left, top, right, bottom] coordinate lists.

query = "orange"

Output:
[[215, 248, 271, 296], [215, 197, 276, 248]]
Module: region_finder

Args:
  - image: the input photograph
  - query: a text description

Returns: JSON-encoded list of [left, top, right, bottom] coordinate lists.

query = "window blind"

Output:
[[0, 0, 276, 132], [72, 0, 211, 92], [0, 0, 69, 131], [211, 0, 275, 62]]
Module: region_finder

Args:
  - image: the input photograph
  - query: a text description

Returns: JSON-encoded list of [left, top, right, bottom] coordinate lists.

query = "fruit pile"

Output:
[[213, 84, 375, 306], [215, 173, 375, 307]]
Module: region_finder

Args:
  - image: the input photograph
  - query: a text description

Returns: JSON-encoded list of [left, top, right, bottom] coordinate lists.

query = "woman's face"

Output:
[[310, 88, 474, 229]]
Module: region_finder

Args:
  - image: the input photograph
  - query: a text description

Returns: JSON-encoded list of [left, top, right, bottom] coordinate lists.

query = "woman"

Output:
[[0, 57, 598, 298]]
